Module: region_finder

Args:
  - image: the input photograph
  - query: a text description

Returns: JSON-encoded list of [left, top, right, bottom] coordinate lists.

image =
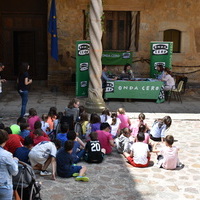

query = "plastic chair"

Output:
[[168, 80, 184, 103]]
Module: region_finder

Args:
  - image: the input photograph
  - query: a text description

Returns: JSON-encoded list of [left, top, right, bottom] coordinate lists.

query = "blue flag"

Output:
[[48, 0, 58, 61]]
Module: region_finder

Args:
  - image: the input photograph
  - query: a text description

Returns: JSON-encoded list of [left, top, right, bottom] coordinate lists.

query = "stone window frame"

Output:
[[158, 23, 189, 54], [163, 29, 181, 53]]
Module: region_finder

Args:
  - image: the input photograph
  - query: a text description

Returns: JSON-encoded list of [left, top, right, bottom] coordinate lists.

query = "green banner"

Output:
[[102, 51, 132, 65], [76, 41, 90, 97], [150, 42, 173, 78], [105, 80, 163, 100]]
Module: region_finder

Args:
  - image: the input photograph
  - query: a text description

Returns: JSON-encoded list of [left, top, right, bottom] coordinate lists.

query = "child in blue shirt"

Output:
[[14, 136, 33, 164], [67, 130, 85, 163], [56, 123, 69, 146], [19, 123, 30, 139], [56, 140, 89, 181]]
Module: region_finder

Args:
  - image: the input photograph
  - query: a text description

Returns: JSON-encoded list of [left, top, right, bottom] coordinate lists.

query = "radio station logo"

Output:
[[152, 44, 169, 55], [154, 62, 165, 70], [80, 81, 88, 88], [78, 43, 90, 56], [105, 82, 114, 93], [80, 63, 89, 71], [122, 52, 131, 59]]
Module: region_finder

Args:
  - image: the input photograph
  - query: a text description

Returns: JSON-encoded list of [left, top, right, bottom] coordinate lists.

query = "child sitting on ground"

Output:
[[130, 113, 150, 137], [153, 135, 183, 170], [27, 108, 41, 131], [19, 123, 30, 139], [100, 108, 111, 123], [117, 108, 131, 130], [115, 128, 132, 154], [41, 114, 50, 134], [14, 136, 33, 164], [56, 140, 89, 181], [124, 132, 150, 168], [150, 116, 172, 142], [84, 132, 105, 163], [56, 122, 69, 147], [67, 130, 85, 163], [28, 140, 61, 180]]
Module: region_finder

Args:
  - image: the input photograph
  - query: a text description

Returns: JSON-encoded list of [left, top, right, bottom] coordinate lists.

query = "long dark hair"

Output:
[[19, 62, 29, 75]]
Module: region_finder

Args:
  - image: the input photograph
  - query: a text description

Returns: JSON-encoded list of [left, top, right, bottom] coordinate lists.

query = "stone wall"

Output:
[[47, 0, 200, 90]]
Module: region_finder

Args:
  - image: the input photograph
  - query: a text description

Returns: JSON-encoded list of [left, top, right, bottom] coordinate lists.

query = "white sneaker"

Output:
[[40, 170, 52, 176]]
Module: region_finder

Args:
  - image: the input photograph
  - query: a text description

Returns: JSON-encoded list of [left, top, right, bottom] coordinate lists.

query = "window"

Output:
[[164, 29, 181, 53], [102, 11, 131, 50]]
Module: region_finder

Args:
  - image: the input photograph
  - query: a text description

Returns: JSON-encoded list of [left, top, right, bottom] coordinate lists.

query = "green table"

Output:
[[105, 80, 165, 103]]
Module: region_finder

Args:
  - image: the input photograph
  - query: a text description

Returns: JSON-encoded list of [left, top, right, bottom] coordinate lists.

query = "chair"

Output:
[[168, 80, 184, 103]]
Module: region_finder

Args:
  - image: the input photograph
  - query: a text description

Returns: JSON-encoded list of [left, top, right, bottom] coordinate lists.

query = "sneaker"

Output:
[[40, 170, 52, 176], [72, 173, 85, 177], [75, 176, 89, 182], [72, 173, 79, 177]]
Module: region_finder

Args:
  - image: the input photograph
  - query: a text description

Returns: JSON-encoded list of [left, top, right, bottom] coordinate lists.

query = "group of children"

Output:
[[0, 99, 183, 184]]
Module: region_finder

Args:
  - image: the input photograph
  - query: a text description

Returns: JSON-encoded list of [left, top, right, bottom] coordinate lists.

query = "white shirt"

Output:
[[29, 141, 57, 159], [162, 74, 175, 90], [107, 118, 121, 137], [130, 142, 150, 165]]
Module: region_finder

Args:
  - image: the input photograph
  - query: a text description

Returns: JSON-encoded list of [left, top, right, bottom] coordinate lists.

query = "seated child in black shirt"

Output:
[[84, 132, 106, 163]]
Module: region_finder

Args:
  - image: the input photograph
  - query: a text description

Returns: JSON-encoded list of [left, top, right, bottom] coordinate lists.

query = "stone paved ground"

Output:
[[0, 87, 200, 200]]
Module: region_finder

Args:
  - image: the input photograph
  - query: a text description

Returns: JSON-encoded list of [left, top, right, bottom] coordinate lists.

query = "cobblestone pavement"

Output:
[[0, 87, 200, 200]]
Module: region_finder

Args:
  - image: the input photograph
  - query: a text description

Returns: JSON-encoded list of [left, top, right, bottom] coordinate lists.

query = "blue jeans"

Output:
[[19, 90, 28, 117], [0, 188, 13, 200]]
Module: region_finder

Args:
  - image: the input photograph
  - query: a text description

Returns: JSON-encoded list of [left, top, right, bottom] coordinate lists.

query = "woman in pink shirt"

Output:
[[117, 108, 131, 130], [27, 108, 40, 131]]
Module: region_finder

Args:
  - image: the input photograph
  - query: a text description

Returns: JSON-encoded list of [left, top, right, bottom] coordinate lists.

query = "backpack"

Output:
[[60, 115, 74, 130], [74, 122, 83, 139], [13, 161, 42, 200]]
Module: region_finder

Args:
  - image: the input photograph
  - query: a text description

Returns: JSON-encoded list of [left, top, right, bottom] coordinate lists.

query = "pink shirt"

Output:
[[117, 114, 130, 129], [27, 116, 41, 131], [96, 130, 113, 154], [130, 119, 147, 137], [161, 146, 179, 169]]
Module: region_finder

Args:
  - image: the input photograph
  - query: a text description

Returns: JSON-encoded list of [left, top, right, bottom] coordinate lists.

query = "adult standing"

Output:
[[155, 64, 165, 80], [0, 129, 19, 200], [0, 63, 6, 95], [17, 62, 32, 117]]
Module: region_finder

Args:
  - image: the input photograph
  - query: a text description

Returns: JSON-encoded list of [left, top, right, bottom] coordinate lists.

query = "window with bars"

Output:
[[84, 11, 140, 51]]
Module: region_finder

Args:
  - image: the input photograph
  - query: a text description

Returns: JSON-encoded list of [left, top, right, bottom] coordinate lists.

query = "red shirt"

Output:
[[33, 136, 50, 146], [4, 134, 24, 154]]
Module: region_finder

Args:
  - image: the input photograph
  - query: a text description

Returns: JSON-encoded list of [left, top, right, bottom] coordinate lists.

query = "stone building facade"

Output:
[[0, 0, 200, 91], [48, 0, 200, 90]]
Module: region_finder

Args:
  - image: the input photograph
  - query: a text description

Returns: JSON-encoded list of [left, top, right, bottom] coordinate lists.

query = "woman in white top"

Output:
[[162, 68, 175, 91]]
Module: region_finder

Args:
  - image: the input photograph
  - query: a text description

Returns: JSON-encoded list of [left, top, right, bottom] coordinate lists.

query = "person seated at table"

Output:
[[162, 68, 175, 91], [155, 64, 165, 80], [121, 63, 134, 79], [102, 65, 117, 99], [102, 65, 117, 88]]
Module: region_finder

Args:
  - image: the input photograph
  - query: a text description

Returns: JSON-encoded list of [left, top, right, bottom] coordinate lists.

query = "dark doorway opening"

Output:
[[13, 31, 35, 76]]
